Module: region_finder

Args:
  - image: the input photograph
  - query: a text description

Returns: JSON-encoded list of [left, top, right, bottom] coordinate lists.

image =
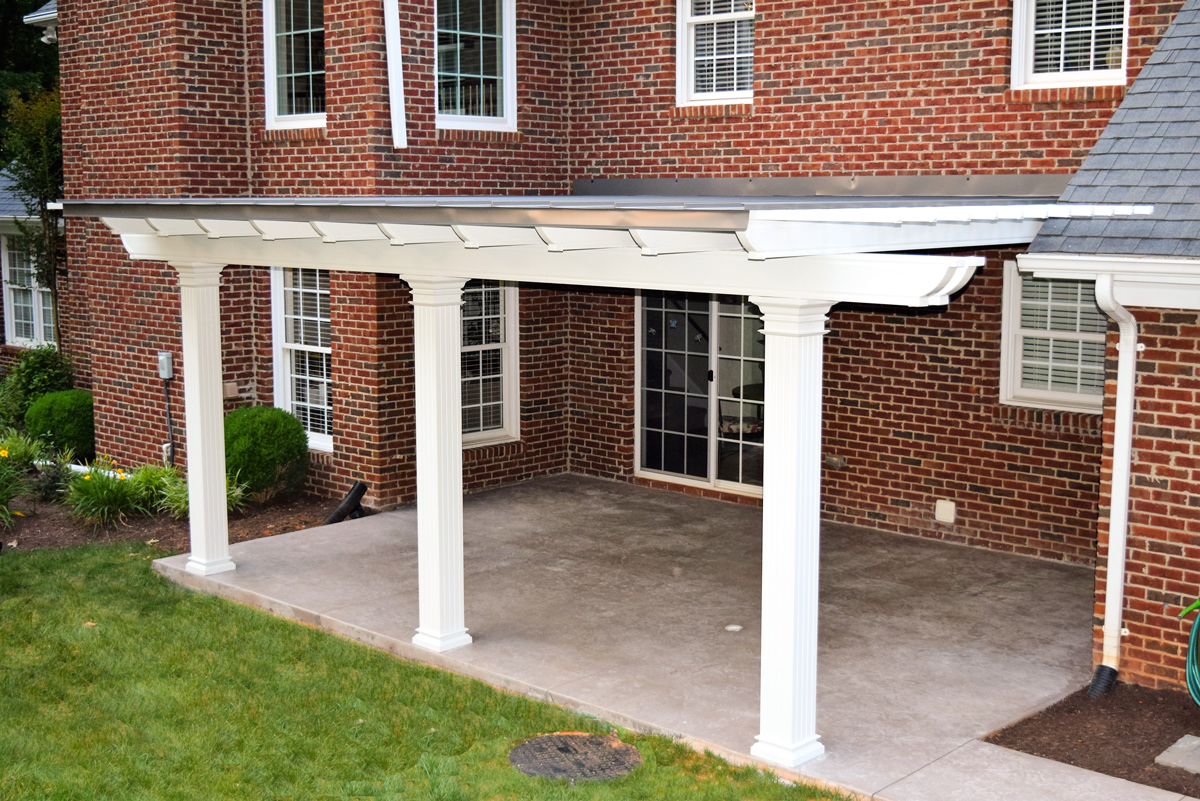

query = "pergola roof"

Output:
[[65, 193, 1151, 307]]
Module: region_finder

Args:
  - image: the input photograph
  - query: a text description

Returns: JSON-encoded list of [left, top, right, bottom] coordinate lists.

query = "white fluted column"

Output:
[[405, 276, 473, 652], [174, 262, 235, 577], [747, 296, 833, 768]]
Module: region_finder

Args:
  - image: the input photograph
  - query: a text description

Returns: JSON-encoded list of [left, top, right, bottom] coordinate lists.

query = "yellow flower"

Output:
[[0, 450, 8, 458], [84, 475, 92, 481], [118, 474, 126, 480]]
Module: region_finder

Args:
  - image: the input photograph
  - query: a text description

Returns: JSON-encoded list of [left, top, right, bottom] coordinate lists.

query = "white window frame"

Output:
[[271, 267, 334, 452], [1000, 261, 1106, 413], [1010, 0, 1128, 90], [461, 281, 520, 447], [633, 292, 763, 498], [2, 234, 54, 348], [434, 0, 518, 132], [676, 0, 755, 107], [263, 0, 327, 130]]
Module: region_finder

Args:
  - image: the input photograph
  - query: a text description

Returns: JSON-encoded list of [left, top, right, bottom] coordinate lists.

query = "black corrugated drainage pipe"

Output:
[[324, 481, 369, 525]]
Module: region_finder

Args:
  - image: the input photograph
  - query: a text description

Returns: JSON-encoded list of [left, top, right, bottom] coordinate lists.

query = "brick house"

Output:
[[23, 0, 1198, 768]]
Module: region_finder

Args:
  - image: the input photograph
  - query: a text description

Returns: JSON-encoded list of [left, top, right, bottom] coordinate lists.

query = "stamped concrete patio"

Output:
[[157, 474, 1192, 801]]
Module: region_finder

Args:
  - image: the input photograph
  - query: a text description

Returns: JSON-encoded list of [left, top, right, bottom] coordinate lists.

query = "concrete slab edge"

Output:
[[152, 558, 867, 800]]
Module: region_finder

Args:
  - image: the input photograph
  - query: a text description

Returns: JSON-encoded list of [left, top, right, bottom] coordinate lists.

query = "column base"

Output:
[[412, 628, 473, 653], [751, 734, 825, 768], [185, 555, 236, 576]]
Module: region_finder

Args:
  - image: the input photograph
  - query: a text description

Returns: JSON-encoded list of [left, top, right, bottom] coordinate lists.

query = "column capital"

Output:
[[403, 275, 469, 306], [748, 296, 833, 338], [172, 262, 227, 288]]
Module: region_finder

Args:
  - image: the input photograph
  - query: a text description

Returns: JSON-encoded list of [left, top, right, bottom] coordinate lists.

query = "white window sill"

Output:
[[306, 433, 334, 453], [999, 396, 1103, 415], [1011, 72, 1126, 91], [266, 113, 327, 131], [436, 114, 517, 133], [676, 93, 753, 108], [463, 431, 520, 449]]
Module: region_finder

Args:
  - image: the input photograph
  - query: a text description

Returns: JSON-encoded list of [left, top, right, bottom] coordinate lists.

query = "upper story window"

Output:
[[264, 0, 326, 129], [1000, 261, 1106, 413], [435, 0, 517, 132], [1011, 0, 1126, 89], [271, 267, 333, 451], [461, 279, 520, 445], [2, 236, 54, 348], [677, 0, 754, 107]]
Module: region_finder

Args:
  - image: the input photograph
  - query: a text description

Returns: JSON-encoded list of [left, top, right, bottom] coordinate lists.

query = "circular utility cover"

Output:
[[509, 732, 642, 782]]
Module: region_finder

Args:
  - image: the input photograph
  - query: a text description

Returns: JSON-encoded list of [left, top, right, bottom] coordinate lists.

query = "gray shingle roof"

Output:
[[0, 183, 28, 219], [1029, 0, 1200, 258]]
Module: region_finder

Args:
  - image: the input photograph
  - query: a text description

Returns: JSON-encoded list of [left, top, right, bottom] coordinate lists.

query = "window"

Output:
[[435, 0, 517, 132], [1000, 261, 1106, 413], [676, 0, 755, 107], [637, 292, 764, 493], [461, 279, 519, 445], [2, 236, 54, 348], [1011, 0, 1126, 89], [264, 0, 326, 129], [272, 267, 333, 451]]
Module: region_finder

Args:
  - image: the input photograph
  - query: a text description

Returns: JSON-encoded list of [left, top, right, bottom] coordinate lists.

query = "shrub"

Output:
[[159, 471, 250, 521], [64, 457, 147, 529], [25, 389, 94, 461], [0, 346, 73, 427], [0, 428, 45, 471], [126, 464, 180, 509], [224, 406, 309, 501], [30, 451, 74, 502]]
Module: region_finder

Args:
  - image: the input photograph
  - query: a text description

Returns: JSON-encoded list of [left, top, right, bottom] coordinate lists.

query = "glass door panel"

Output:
[[715, 296, 764, 487], [641, 291, 711, 479]]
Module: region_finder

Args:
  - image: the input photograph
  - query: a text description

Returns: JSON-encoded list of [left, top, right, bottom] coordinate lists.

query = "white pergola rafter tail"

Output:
[[113, 231, 981, 307]]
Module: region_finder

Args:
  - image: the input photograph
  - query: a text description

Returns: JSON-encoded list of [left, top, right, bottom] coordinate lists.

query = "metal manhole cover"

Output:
[[509, 732, 642, 782]]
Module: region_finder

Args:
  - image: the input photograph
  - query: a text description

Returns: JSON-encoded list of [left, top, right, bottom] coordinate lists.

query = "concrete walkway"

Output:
[[156, 474, 1194, 801]]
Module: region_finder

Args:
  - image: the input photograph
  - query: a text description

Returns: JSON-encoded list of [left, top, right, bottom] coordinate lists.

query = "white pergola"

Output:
[[65, 194, 1149, 768]]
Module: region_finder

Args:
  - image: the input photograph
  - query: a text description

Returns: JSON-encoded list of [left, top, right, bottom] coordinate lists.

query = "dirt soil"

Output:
[[986, 681, 1200, 796], [0, 492, 340, 555]]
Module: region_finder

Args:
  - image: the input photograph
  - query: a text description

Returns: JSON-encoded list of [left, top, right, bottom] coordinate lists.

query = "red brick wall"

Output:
[[569, 0, 1179, 178], [1094, 309, 1200, 690], [822, 253, 1103, 564]]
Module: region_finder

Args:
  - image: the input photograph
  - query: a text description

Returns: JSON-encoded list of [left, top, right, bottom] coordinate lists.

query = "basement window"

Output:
[[1000, 261, 1106, 413]]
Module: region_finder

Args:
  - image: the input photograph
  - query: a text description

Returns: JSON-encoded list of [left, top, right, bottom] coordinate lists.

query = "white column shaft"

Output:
[[405, 276, 473, 652], [747, 297, 832, 768], [175, 262, 235, 576]]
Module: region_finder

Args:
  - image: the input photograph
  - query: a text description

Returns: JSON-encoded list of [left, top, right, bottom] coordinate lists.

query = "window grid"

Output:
[[437, 0, 503, 117], [1033, 0, 1125, 75], [1017, 275, 1106, 398], [5, 239, 53, 346], [461, 279, 507, 434], [683, 0, 754, 102], [275, 0, 325, 116], [281, 268, 333, 438], [641, 292, 711, 480], [715, 296, 764, 488]]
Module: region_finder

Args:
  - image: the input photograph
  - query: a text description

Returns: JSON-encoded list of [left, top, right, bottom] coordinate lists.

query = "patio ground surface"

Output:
[[156, 474, 1196, 801]]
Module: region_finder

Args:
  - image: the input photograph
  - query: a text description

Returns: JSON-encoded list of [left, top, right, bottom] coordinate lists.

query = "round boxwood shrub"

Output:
[[224, 406, 309, 500], [24, 389, 95, 461]]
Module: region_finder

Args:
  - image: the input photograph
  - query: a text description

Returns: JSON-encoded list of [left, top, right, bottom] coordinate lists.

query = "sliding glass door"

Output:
[[639, 292, 764, 491]]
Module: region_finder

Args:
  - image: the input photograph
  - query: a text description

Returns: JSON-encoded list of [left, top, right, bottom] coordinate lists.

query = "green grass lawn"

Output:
[[0, 543, 845, 800]]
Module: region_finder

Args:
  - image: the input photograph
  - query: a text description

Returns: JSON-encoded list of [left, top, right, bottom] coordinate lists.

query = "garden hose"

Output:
[[1180, 599, 1200, 708]]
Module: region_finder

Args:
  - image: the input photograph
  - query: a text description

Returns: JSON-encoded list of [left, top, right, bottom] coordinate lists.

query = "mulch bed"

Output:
[[0, 492, 340, 555], [986, 681, 1200, 796]]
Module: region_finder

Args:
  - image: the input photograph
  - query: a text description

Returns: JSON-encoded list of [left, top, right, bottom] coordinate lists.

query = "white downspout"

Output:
[[1089, 274, 1140, 696]]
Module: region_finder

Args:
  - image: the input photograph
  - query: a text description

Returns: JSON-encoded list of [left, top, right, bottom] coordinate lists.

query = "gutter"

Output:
[[1088, 274, 1141, 697]]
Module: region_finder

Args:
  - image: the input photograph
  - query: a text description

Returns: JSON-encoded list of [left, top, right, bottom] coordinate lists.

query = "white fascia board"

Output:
[[1017, 252, 1200, 310], [118, 231, 980, 307], [0, 217, 36, 236], [382, 0, 407, 148]]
